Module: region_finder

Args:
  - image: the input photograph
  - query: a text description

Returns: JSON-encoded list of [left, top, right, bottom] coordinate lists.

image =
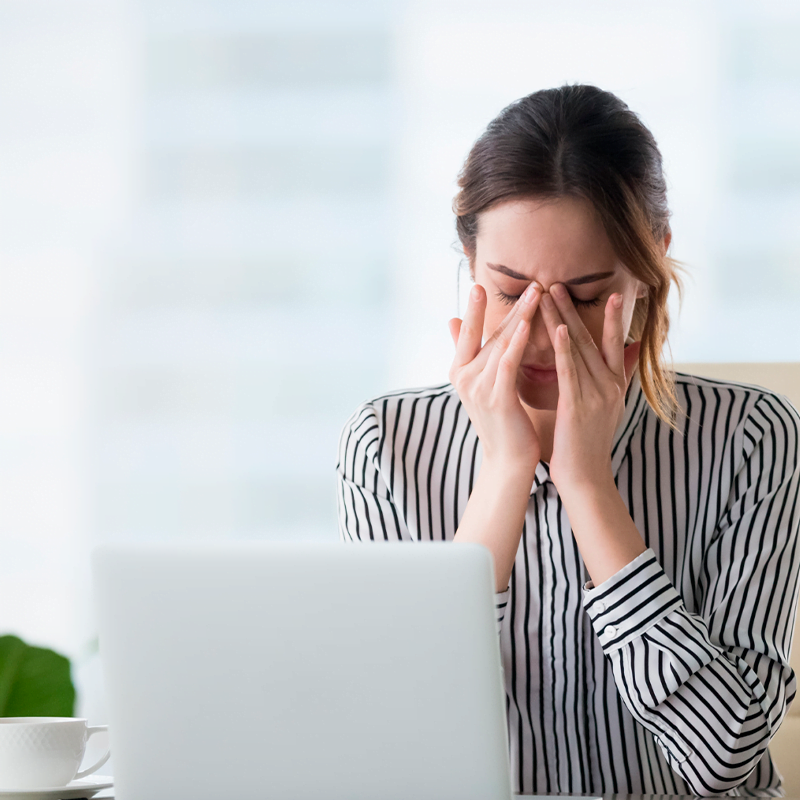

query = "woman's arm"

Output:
[[542, 286, 800, 794], [538, 285, 646, 586], [451, 457, 533, 592], [582, 393, 799, 795], [447, 282, 543, 594]]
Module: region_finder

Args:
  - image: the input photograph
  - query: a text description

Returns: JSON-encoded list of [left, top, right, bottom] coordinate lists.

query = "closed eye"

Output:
[[495, 289, 601, 309]]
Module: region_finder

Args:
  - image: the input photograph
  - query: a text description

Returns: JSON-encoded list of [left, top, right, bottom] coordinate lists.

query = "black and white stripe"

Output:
[[336, 372, 800, 796]]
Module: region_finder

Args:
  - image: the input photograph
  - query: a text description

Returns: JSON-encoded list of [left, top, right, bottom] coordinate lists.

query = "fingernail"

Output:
[[541, 293, 554, 310], [470, 286, 480, 302], [613, 294, 623, 309], [551, 283, 567, 298], [524, 281, 539, 302]]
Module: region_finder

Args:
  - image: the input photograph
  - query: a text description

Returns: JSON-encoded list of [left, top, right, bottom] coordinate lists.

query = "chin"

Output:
[[516, 377, 559, 411]]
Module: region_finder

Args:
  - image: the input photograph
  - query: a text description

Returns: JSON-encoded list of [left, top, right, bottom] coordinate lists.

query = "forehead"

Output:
[[474, 195, 622, 282]]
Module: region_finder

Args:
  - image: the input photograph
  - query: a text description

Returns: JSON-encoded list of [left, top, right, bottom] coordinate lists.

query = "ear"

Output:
[[662, 230, 672, 255], [635, 280, 648, 300], [623, 339, 641, 382]]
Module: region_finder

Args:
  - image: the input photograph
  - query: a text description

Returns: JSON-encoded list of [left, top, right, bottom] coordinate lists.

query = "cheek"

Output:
[[581, 309, 607, 345]]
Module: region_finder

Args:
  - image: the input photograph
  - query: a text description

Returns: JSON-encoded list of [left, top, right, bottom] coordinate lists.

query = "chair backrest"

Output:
[[674, 363, 800, 711]]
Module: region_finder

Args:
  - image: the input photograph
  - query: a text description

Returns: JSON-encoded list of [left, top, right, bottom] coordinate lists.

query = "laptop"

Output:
[[92, 542, 512, 800]]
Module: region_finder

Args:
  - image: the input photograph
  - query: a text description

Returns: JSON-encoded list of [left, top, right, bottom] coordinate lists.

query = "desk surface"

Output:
[[92, 792, 800, 800]]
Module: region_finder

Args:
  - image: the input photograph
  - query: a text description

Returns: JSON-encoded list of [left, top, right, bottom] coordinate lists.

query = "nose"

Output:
[[527, 303, 553, 355]]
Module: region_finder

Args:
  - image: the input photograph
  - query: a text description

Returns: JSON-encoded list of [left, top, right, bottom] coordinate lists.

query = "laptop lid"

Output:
[[92, 542, 511, 800]]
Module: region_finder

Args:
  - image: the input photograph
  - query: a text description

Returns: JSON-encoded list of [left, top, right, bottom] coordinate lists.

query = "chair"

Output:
[[674, 363, 800, 794]]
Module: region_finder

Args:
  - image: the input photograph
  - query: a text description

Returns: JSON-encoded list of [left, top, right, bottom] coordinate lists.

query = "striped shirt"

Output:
[[336, 371, 800, 797]]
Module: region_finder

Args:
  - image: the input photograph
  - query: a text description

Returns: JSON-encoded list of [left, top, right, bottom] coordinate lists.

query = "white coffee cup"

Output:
[[0, 717, 110, 790]]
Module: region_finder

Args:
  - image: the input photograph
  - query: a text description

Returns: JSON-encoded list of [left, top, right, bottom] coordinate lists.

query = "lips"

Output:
[[521, 364, 558, 383]]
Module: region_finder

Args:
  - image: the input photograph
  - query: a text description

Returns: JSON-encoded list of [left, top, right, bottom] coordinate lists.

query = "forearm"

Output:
[[584, 550, 797, 795], [559, 474, 647, 587], [453, 459, 534, 592]]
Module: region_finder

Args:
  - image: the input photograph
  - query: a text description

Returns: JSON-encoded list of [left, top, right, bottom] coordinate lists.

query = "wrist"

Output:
[[559, 476, 647, 587], [480, 453, 539, 488], [457, 453, 536, 594], [554, 466, 616, 506]]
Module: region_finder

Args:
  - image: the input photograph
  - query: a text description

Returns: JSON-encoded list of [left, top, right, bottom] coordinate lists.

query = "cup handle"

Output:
[[74, 725, 111, 780]]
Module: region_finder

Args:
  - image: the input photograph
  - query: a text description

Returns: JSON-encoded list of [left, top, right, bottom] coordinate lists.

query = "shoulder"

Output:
[[672, 370, 800, 456], [340, 383, 459, 436], [672, 370, 799, 419], [672, 370, 773, 403], [337, 383, 462, 463]]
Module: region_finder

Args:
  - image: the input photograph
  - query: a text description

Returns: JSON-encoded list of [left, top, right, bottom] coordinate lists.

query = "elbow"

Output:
[[682, 770, 750, 797], [678, 746, 770, 797]]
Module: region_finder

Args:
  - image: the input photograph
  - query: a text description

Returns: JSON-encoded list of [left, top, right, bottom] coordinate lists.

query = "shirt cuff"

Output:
[[495, 586, 510, 631], [582, 548, 683, 652]]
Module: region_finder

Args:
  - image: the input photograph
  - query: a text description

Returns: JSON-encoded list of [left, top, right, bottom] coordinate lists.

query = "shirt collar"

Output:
[[532, 460, 551, 491], [610, 368, 648, 477]]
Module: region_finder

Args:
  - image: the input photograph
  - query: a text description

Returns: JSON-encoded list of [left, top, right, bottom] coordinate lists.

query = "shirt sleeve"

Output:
[[336, 400, 510, 630], [582, 392, 800, 796], [336, 401, 410, 543]]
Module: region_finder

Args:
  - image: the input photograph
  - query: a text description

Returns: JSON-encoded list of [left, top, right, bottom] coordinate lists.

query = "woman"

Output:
[[336, 84, 800, 796]]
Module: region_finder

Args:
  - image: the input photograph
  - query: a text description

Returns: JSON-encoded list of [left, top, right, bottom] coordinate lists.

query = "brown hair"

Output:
[[453, 84, 682, 425]]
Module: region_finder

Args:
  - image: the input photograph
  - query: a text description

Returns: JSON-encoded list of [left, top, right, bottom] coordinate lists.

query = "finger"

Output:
[[449, 317, 462, 347], [493, 318, 530, 398], [549, 283, 606, 379], [484, 281, 540, 345], [539, 291, 590, 384], [553, 323, 581, 403], [452, 285, 487, 367], [601, 293, 625, 378], [471, 281, 540, 373]]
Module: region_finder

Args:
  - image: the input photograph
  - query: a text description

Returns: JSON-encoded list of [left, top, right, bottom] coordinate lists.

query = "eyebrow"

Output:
[[486, 263, 615, 286]]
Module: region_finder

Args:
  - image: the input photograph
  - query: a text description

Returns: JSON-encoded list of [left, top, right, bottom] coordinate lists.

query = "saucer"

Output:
[[0, 775, 113, 800]]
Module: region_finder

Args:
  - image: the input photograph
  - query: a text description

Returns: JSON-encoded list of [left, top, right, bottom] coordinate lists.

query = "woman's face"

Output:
[[471, 195, 646, 412]]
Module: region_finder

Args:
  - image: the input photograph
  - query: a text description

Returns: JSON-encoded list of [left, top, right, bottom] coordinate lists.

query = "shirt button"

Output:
[[604, 625, 617, 638], [595, 601, 606, 614]]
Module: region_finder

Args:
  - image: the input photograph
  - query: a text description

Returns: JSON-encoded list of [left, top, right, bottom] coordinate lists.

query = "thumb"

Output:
[[448, 318, 462, 347], [623, 340, 642, 382]]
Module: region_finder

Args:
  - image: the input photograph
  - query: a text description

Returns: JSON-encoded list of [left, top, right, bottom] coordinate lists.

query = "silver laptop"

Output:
[[92, 542, 512, 800]]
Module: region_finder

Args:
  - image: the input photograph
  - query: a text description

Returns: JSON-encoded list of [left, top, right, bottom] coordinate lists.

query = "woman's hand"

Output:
[[539, 284, 641, 497], [537, 283, 648, 586], [448, 281, 543, 478], [449, 280, 544, 590]]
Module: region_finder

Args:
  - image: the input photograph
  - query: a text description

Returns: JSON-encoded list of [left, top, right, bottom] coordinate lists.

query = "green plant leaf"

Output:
[[0, 635, 75, 717]]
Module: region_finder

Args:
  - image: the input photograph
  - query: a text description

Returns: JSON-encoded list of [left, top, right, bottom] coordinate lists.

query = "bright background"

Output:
[[1, 0, 799, 759]]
